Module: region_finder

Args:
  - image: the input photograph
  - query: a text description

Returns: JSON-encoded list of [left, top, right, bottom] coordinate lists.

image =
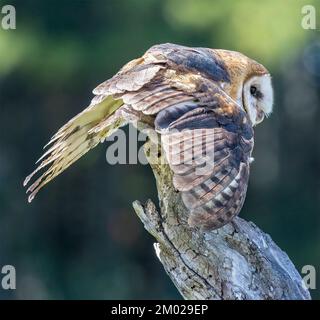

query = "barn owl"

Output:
[[24, 43, 273, 230]]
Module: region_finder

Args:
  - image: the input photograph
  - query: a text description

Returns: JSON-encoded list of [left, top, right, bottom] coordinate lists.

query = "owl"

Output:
[[24, 43, 273, 230]]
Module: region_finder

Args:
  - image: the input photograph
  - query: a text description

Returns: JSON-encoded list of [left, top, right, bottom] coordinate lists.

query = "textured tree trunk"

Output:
[[132, 140, 310, 300]]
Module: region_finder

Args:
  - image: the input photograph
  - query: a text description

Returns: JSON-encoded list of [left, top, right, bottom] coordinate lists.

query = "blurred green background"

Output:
[[0, 0, 319, 299]]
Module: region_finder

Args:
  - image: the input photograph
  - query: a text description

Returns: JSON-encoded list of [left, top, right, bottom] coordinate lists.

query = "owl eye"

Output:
[[250, 85, 257, 96]]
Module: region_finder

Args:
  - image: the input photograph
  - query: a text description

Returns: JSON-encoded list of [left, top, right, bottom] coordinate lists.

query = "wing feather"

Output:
[[153, 82, 253, 229], [24, 56, 164, 202]]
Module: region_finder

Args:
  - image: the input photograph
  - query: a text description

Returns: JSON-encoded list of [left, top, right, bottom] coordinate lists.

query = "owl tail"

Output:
[[23, 95, 124, 202]]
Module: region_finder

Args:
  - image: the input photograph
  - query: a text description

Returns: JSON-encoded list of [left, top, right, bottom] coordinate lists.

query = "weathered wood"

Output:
[[132, 140, 310, 300]]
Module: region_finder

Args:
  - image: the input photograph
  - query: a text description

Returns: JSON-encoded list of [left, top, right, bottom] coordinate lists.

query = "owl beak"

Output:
[[255, 107, 265, 126]]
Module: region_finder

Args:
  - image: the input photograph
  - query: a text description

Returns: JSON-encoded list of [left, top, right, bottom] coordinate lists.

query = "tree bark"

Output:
[[132, 140, 311, 300]]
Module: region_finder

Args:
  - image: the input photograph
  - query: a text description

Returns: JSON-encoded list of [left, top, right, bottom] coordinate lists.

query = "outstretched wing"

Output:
[[23, 56, 165, 202]]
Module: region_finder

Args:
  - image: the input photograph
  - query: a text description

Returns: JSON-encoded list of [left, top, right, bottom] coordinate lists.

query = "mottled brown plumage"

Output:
[[24, 43, 273, 230]]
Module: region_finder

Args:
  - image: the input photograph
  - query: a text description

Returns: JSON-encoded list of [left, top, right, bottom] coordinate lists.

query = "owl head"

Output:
[[215, 49, 274, 126]]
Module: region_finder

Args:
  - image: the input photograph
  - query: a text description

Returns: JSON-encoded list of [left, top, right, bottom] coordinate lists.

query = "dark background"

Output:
[[0, 0, 319, 299]]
